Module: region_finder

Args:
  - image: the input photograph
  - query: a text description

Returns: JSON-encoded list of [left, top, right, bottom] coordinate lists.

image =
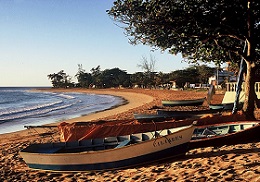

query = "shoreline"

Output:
[[1, 88, 260, 181], [0, 88, 155, 140], [45, 88, 154, 125]]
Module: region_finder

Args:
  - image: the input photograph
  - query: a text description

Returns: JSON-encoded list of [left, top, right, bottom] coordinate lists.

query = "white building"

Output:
[[208, 69, 235, 87]]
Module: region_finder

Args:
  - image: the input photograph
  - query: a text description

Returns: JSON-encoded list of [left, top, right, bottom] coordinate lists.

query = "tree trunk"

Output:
[[242, 61, 257, 119], [243, 0, 257, 119]]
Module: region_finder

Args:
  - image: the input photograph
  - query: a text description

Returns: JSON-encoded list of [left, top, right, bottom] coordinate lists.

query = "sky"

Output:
[[0, 0, 193, 87]]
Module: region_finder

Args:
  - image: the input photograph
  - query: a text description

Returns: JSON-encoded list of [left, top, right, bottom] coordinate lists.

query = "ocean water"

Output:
[[0, 87, 124, 134]]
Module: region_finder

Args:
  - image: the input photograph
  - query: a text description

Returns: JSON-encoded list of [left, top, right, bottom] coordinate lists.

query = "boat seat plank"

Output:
[[229, 125, 241, 133], [201, 128, 217, 136], [104, 137, 118, 143], [115, 140, 131, 148], [242, 124, 254, 129], [131, 133, 142, 142], [142, 132, 154, 141], [157, 129, 168, 136], [117, 135, 130, 142], [210, 126, 229, 135]]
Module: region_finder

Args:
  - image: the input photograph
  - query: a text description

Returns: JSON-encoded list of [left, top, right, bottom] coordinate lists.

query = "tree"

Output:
[[90, 65, 102, 88], [169, 67, 199, 88], [108, 0, 260, 118], [137, 55, 157, 88], [130, 72, 146, 88], [101, 68, 131, 88], [47, 70, 72, 88], [154, 71, 169, 88], [75, 64, 93, 88], [195, 65, 216, 84], [137, 55, 156, 74]]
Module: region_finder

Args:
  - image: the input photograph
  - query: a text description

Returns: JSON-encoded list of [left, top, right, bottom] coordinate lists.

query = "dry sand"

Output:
[[0, 88, 259, 182]]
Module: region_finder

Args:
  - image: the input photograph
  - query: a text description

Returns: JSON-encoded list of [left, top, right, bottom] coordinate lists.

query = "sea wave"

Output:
[[57, 93, 75, 99], [0, 95, 118, 124], [0, 100, 63, 117], [0, 89, 125, 134], [0, 101, 73, 123]]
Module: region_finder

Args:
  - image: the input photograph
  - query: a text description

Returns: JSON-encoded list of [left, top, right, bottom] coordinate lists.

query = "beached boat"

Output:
[[133, 109, 221, 122], [209, 102, 243, 111], [20, 124, 195, 171], [162, 98, 205, 107], [157, 109, 222, 118], [56, 111, 250, 142], [190, 121, 260, 149], [133, 113, 187, 122], [132, 114, 260, 149], [133, 113, 170, 121]]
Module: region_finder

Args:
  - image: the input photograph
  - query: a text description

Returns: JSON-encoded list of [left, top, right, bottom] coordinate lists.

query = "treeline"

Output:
[[47, 64, 216, 89]]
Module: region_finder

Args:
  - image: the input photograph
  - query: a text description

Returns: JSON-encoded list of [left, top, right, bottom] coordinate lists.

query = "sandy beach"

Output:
[[0, 88, 259, 182]]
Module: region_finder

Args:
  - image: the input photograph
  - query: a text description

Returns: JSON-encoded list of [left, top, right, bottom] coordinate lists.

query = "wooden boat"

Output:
[[56, 111, 250, 142], [157, 109, 222, 118], [209, 102, 243, 111], [189, 121, 260, 149], [133, 108, 222, 122], [132, 113, 260, 149], [20, 124, 195, 171], [162, 98, 205, 107], [133, 113, 187, 122]]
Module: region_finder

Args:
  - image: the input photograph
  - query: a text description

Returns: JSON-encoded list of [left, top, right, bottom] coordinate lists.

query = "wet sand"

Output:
[[0, 88, 259, 182]]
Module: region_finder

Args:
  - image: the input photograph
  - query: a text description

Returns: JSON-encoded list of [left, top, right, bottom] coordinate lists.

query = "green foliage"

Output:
[[47, 70, 72, 88], [75, 64, 93, 88], [108, 0, 260, 65], [130, 72, 146, 87], [48, 64, 216, 89], [196, 65, 216, 83], [90, 65, 103, 87], [168, 65, 215, 88], [108, 0, 260, 117], [101, 68, 131, 88]]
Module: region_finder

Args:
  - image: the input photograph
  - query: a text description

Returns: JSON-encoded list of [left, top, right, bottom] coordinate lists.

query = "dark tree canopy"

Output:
[[108, 0, 260, 118], [101, 68, 131, 88], [108, 0, 259, 64], [47, 70, 72, 88]]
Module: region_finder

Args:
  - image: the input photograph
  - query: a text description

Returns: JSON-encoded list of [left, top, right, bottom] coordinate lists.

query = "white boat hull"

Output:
[[20, 125, 194, 171]]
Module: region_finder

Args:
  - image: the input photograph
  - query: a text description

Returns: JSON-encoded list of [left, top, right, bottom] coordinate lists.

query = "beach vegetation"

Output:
[[137, 55, 156, 74], [101, 68, 131, 88], [108, 0, 260, 118], [47, 70, 73, 88], [75, 64, 93, 88], [90, 65, 103, 88], [48, 64, 217, 90], [167, 64, 215, 88]]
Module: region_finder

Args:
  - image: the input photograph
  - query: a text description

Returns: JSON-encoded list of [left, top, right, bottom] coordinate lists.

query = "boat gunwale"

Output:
[[20, 124, 194, 156], [162, 98, 205, 103], [162, 98, 205, 106], [194, 121, 259, 129], [191, 121, 260, 142]]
